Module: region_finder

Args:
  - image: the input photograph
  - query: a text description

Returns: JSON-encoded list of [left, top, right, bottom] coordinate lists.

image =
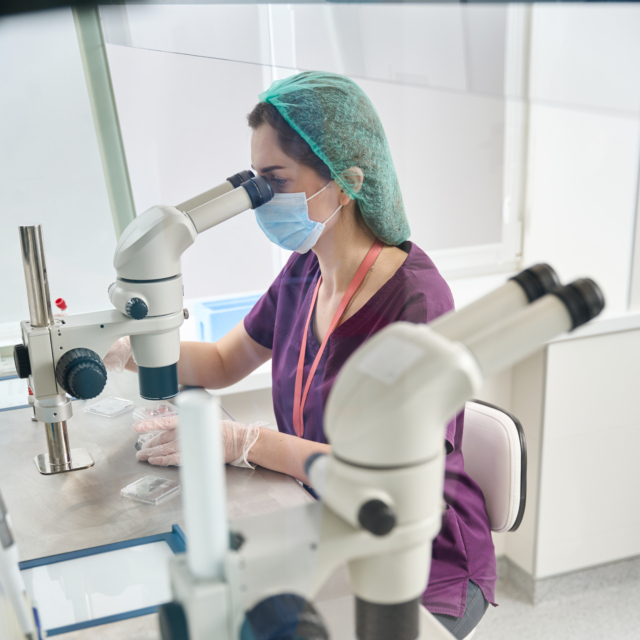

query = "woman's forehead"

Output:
[[250, 125, 294, 172]]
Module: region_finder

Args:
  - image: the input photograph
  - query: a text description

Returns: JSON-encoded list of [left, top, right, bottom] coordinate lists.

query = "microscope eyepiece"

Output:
[[509, 264, 561, 303], [550, 278, 605, 330], [241, 175, 274, 209], [227, 170, 255, 189]]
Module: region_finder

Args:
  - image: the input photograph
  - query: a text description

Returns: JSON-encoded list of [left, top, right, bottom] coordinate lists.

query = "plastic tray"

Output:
[[85, 397, 134, 418], [121, 476, 180, 506]]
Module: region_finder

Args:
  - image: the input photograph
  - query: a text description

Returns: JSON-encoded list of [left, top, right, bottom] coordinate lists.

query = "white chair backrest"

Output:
[[462, 401, 527, 533]]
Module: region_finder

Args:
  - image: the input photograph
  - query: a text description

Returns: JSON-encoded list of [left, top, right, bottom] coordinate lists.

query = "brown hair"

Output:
[[247, 102, 372, 237]]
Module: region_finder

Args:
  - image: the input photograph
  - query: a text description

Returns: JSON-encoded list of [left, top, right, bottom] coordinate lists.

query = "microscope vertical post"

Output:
[[43, 422, 72, 468], [19, 226, 93, 474], [19, 226, 54, 329], [20, 226, 71, 470]]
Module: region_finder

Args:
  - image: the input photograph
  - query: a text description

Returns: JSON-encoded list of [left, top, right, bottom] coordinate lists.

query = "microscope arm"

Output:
[[109, 172, 272, 300], [104, 172, 272, 400]]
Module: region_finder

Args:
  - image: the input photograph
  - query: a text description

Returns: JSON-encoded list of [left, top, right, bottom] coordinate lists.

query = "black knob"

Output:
[[13, 344, 31, 379], [241, 593, 329, 640], [229, 530, 245, 551], [159, 602, 189, 640], [358, 499, 396, 536], [55, 348, 107, 400], [125, 297, 148, 320]]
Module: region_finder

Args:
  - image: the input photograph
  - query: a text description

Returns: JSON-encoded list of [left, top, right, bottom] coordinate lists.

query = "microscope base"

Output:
[[34, 448, 94, 475]]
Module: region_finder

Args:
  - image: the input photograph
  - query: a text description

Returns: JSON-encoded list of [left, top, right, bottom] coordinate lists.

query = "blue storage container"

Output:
[[193, 293, 263, 343]]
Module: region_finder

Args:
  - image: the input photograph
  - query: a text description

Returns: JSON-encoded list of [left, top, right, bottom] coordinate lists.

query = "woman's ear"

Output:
[[338, 167, 364, 205]]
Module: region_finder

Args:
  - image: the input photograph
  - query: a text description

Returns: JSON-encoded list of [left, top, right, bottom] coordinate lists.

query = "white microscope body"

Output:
[[14, 171, 273, 475], [162, 268, 604, 640]]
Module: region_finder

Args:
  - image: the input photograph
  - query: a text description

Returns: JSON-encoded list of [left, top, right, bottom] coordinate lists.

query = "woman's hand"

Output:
[[103, 336, 132, 373], [134, 414, 180, 466], [136, 427, 181, 466], [134, 414, 265, 468]]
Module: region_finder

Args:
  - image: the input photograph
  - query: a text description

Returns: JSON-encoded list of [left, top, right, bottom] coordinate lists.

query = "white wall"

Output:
[[0, 9, 117, 324], [523, 5, 640, 318], [362, 78, 505, 252]]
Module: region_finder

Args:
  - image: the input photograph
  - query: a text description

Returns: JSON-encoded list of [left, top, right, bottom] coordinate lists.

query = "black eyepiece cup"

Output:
[[241, 175, 274, 209], [509, 264, 561, 303], [227, 170, 255, 189], [550, 278, 605, 330]]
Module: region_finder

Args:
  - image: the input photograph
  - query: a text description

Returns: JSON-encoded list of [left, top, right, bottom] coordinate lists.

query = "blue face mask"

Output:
[[254, 181, 342, 254]]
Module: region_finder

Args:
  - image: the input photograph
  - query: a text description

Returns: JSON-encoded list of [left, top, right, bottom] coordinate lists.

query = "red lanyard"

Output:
[[292, 239, 384, 437]]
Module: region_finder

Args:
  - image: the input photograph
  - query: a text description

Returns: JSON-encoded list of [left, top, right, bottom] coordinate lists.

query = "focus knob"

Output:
[[358, 499, 396, 536], [241, 594, 329, 640], [13, 344, 31, 379], [125, 297, 148, 320], [55, 348, 107, 400], [158, 602, 189, 640]]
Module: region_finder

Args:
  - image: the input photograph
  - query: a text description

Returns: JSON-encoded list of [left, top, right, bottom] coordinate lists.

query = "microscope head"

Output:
[[109, 174, 274, 401], [325, 322, 482, 469]]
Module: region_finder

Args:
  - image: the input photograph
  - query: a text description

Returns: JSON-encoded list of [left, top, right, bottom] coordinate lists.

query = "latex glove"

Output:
[[134, 414, 264, 468], [103, 336, 132, 373], [221, 420, 264, 468]]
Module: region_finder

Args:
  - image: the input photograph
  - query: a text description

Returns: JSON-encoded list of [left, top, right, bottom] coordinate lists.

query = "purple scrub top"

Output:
[[244, 241, 497, 617]]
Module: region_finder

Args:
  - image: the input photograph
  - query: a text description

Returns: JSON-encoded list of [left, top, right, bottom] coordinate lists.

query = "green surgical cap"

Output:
[[259, 72, 411, 246]]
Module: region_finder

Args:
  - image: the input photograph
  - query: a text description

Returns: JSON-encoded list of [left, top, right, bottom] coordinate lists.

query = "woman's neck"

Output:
[[312, 208, 377, 297]]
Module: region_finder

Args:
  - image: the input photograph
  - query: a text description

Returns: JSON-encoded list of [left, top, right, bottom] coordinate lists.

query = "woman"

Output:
[[110, 71, 496, 637]]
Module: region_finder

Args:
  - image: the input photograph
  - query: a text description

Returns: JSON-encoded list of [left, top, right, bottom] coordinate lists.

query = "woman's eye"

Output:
[[269, 178, 287, 187]]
